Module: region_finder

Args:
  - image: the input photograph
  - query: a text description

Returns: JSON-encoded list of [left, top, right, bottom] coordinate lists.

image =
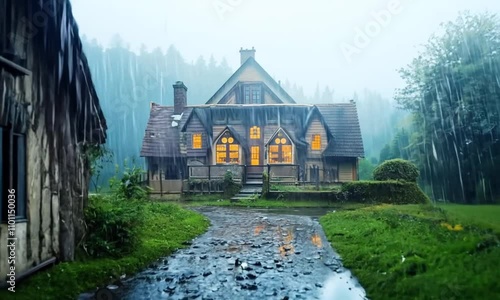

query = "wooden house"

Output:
[[140, 48, 363, 193], [0, 0, 106, 285]]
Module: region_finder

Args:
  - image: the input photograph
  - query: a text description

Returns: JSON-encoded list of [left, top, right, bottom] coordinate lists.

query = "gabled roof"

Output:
[[316, 103, 364, 157], [266, 127, 308, 148], [214, 126, 249, 155], [205, 57, 296, 105], [140, 104, 181, 158]]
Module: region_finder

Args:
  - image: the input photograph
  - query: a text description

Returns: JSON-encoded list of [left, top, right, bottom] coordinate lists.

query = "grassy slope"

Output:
[[438, 204, 500, 233], [1, 203, 209, 300], [320, 204, 500, 300]]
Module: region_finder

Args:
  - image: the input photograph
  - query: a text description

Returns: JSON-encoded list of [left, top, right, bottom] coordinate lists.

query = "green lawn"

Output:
[[0, 203, 209, 300], [438, 204, 500, 233], [320, 204, 500, 300]]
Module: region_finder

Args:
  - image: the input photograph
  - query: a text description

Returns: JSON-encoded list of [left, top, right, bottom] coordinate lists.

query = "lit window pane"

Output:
[[282, 145, 292, 163], [312, 134, 321, 150], [192, 133, 202, 149], [250, 126, 260, 139]]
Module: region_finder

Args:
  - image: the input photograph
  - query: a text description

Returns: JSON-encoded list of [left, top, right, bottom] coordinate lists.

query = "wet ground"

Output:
[[87, 207, 367, 300]]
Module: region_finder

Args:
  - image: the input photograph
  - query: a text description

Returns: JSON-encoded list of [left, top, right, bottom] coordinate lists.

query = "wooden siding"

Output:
[[264, 91, 273, 104], [179, 132, 187, 155], [237, 64, 261, 82], [305, 117, 328, 156], [149, 180, 183, 194], [264, 125, 279, 144], [0, 0, 107, 280], [226, 91, 237, 104], [185, 114, 208, 157], [339, 161, 355, 182]]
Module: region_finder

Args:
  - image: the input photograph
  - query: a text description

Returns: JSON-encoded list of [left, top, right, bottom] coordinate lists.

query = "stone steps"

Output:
[[231, 184, 263, 202]]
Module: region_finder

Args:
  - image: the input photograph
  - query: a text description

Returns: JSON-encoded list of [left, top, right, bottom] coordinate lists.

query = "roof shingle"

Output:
[[140, 105, 182, 158], [316, 103, 365, 157]]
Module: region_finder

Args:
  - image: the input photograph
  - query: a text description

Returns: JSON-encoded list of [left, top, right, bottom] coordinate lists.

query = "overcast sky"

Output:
[[71, 0, 500, 100]]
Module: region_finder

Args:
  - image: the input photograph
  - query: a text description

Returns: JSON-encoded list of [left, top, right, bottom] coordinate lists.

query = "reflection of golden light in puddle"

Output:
[[254, 225, 265, 236], [311, 233, 322, 248], [278, 228, 295, 257]]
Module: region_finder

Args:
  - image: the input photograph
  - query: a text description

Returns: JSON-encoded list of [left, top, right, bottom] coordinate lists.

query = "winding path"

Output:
[[116, 207, 367, 300]]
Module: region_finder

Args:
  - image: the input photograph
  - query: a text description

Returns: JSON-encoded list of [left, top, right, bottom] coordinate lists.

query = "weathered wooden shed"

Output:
[[0, 0, 106, 284]]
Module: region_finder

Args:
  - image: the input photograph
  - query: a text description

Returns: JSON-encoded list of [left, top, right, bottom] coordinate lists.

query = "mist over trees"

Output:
[[82, 35, 234, 185], [392, 12, 500, 204]]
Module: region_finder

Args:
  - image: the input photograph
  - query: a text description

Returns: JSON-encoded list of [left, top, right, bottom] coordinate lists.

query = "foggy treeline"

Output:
[[82, 35, 233, 184]]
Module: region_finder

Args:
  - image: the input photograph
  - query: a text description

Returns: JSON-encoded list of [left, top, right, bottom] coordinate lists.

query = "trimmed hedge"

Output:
[[265, 181, 430, 205], [340, 181, 431, 204], [373, 159, 419, 182]]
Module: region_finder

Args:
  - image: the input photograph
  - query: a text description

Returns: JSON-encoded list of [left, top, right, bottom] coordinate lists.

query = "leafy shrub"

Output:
[[109, 163, 150, 200], [340, 181, 431, 204], [223, 170, 241, 198], [82, 195, 144, 257], [373, 159, 419, 182]]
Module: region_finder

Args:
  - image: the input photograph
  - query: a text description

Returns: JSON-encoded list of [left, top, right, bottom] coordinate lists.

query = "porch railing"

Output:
[[267, 164, 300, 184], [188, 165, 245, 181]]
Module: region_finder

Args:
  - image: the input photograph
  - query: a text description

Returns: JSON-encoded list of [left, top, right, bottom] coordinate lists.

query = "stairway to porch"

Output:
[[231, 172, 263, 202]]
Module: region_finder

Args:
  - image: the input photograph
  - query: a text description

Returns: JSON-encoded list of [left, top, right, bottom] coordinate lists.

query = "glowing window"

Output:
[[192, 133, 202, 149], [311, 134, 321, 150], [250, 126, 261, 139], [282, 145, 292, 163], [268, 135, 293, 164], [216, 132, 240, 164], [251, 146, 260, 165]]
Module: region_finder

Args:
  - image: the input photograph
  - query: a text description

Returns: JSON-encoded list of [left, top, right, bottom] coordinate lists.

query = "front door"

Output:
[[247, 126, 263, 174], [250, 146, 260, 166]]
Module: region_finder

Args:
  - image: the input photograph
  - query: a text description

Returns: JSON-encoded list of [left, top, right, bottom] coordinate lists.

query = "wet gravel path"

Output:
[[116, 207, 367, 300]]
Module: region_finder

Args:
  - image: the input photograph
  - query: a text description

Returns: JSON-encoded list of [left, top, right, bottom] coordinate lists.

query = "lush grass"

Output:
[[438, 204, 500, 233], [320, 204, 500, 300], [1, 202, 209, 300]]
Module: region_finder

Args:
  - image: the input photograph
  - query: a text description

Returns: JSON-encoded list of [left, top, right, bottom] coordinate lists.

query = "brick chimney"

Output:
[[240, 47, 256, 65], [173, 81, 187, 114]]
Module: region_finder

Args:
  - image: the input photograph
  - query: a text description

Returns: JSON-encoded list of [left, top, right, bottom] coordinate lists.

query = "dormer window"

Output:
[[242, 84, 262, 104]]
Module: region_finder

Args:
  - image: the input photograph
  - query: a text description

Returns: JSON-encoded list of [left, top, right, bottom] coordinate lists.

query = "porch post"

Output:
[[159, 169, 163, 197]]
